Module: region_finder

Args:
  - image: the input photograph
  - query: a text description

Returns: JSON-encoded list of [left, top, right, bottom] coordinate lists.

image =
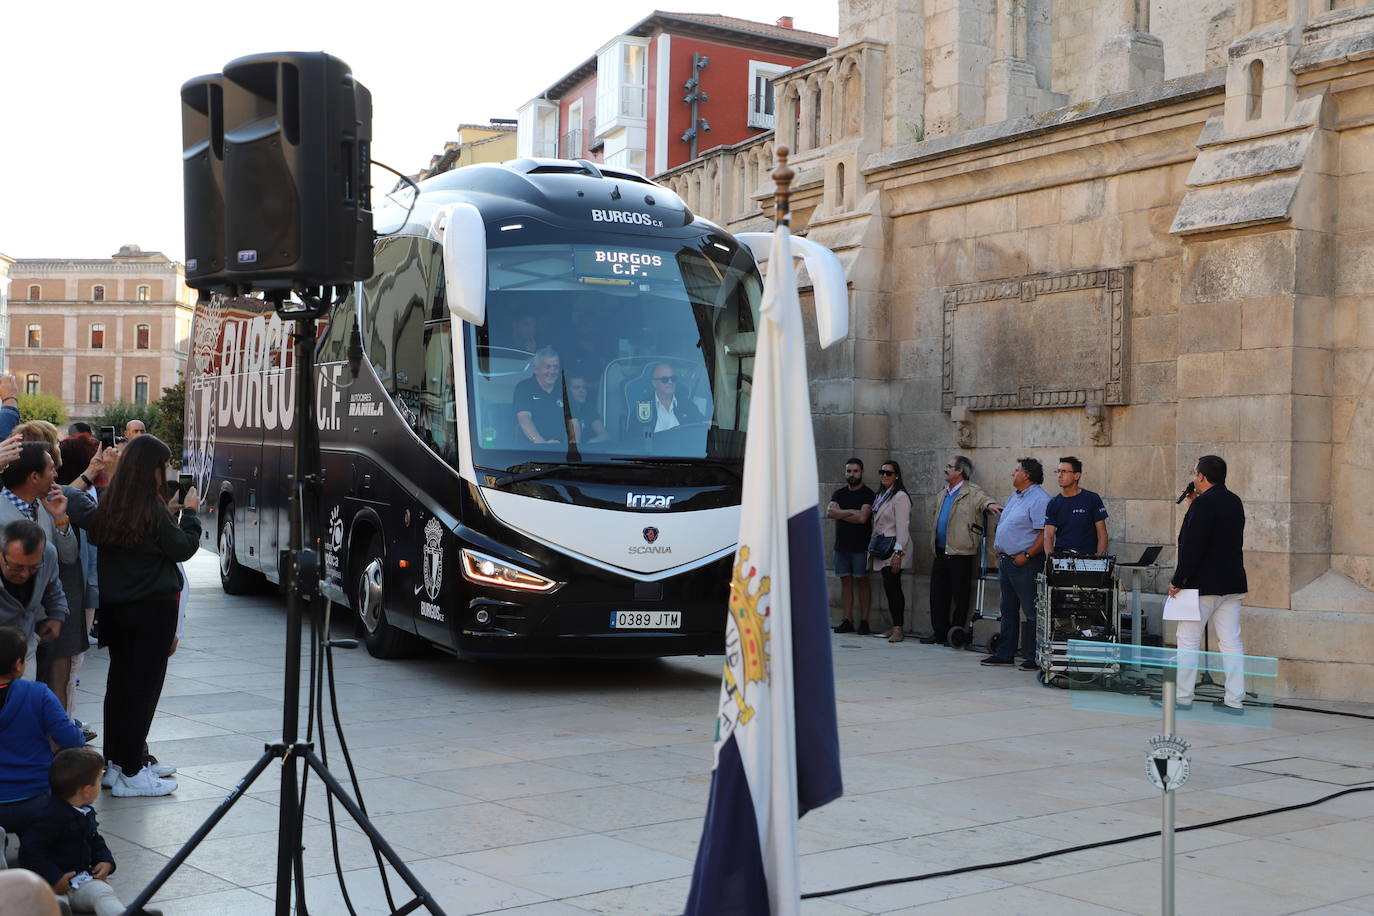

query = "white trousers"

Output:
[[1175, 593, 1246, 707], [65, 878, 124, 916]]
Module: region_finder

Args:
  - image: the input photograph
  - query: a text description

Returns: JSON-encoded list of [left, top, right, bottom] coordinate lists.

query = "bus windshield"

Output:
[[466, 226, 761, 472]]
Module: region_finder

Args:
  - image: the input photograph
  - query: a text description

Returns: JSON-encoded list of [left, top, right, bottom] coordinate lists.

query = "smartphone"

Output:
[[177, 473, 194, 501], [99, 426, 117, 450]]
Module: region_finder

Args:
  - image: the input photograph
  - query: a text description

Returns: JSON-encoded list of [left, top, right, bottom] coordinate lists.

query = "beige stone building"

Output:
[[7, 245, 195, 420], [660, 0, 1374, 700], [0, 251, 13, 372], [412, 121, 518, 181]]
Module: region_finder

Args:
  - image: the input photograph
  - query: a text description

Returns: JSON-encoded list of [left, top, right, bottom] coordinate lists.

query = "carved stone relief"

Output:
[[941, 267, 1131, 412]]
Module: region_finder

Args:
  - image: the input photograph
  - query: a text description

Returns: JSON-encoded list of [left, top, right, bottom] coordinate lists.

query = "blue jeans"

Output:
[[995, 555, 1043, 661]]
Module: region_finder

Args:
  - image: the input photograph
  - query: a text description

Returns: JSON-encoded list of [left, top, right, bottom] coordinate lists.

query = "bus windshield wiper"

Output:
[[489, 464, 584, 488], [610, 457, 742, 481]]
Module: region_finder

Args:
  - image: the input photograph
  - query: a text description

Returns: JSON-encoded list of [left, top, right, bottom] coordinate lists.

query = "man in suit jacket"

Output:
[[1169, 454, 1248, 712], [626, 363, 706, 442]]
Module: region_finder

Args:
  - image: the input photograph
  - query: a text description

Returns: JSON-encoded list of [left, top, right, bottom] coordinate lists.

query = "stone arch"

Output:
[[835, 161, 846, 210], [735, 156, 750, 214], [807, 76, 824, 150], [838, 57, 863, 138], [779, 82, 802, 151]]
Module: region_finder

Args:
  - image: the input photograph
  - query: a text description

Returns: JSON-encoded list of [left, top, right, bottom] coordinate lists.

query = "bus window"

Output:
[[361, 236, 458, 469], [317, 290, 359, 364]]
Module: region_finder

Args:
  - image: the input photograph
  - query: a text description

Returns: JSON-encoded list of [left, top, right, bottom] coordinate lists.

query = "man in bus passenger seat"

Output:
[[513, 348, 567, 445], [568, 376, 607, 444], [627, 363, 705, 440]]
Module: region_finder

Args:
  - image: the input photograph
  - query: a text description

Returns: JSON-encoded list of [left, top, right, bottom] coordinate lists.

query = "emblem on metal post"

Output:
[[1146, 734, 1191, 791]]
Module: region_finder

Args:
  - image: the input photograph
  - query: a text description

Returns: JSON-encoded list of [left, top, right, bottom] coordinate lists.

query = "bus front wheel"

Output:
[[352, 534, 423, 659], [219, 507, 263, 595]]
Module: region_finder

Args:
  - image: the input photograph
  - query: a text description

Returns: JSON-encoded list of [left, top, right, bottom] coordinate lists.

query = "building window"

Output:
[[748, 61, 789, 130], [27, 285, 40, 301], [595, 39, 648, 133], [90, 323, 105, 349], [26, 325, 41, 348], [92, 285, 105, 301], [1247, 59, 1264, 121], [88, 375, 104, 404], [136, 324, 150, 349], [24, 374, 39, 396], [137, 285, 150, 301], [134, 375, 149, 405]]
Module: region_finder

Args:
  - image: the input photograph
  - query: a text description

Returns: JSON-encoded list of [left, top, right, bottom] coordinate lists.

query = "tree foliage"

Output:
[[93, 401, 164, 439], [18, 393, 68, 427], [152, 378, 186, 467]]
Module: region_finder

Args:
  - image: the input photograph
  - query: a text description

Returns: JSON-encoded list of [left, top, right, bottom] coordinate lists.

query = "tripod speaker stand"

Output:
[[127, 289, 445, 915]]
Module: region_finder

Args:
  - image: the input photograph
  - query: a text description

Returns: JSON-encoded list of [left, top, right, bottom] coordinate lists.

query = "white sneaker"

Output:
[[110, 766, 177, 798], [101, 766, 116, 789], [144, 758, 176, 778]]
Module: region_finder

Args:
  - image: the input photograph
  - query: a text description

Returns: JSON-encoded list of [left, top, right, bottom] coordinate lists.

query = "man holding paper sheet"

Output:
[[1168, 455, 1248, 712]]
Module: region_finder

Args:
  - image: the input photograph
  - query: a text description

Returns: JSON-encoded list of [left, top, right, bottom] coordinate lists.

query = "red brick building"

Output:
[[517, 11, 834, 177], [6, 245, 195, 420]]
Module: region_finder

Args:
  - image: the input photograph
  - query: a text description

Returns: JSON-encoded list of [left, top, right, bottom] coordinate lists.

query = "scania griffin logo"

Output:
[[590, 209, 663, 227], [642, 527, 660, 543]]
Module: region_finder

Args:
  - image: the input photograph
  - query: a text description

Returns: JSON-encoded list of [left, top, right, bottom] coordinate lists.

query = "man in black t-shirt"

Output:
[[826, 458, 875, 634], [513, 348, 568, 446]]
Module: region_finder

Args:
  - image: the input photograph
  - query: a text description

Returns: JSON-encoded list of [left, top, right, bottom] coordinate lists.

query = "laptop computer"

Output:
[[1117, 545, 1163, 567]]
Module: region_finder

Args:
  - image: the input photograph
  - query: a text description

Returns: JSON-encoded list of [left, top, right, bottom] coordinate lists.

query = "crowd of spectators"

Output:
[[0, 372, 191, 915]]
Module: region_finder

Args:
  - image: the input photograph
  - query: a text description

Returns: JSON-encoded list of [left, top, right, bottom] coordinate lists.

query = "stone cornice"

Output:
[[863, 67, 1226, 178]]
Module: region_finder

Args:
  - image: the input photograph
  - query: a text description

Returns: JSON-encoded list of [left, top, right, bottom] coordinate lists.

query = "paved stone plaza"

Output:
[[65, 553, 1374, 914]]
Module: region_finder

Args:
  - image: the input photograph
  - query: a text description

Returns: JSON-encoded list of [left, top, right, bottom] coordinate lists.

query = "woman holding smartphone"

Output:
[[67, 436, 200, 797]]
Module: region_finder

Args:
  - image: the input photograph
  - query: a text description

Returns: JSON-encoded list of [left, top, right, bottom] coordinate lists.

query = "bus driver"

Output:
[[514, 348, 568, 445]]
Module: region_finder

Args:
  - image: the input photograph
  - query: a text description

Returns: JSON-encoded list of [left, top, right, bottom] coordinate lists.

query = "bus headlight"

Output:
[[460, 549, 558, 592]]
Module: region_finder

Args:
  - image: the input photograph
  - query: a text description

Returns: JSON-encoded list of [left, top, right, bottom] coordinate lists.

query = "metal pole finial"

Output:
[[772, 146, 794, 227]]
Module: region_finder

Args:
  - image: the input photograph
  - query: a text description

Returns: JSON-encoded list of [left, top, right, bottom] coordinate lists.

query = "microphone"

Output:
[[1175, 481, 1195, 505]]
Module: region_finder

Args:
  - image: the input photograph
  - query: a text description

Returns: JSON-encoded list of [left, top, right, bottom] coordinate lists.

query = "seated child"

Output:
[[0, 625, 84, 838], [19, 747, 162, 916]]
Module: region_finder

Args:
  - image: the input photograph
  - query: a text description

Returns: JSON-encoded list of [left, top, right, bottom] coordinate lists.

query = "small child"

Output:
[[18, 747, 162, 916]]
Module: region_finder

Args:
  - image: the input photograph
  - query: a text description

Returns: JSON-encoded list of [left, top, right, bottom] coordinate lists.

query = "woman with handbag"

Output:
[[868, 460, 912, 642], [66, 436, 200, 797]]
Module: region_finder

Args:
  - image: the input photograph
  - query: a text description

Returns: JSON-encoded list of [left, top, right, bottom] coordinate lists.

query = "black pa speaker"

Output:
[[220, 52, 372, 289], [181, 75, 227, 290]]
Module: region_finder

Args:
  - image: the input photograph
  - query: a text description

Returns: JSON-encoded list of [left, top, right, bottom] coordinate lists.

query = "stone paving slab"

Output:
[[40, 552, 1374, 913]]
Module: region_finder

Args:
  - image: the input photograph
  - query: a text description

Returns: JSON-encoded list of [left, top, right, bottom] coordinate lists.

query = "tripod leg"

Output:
[[300, 748, 449, 916], [124, 749, 279, 913]]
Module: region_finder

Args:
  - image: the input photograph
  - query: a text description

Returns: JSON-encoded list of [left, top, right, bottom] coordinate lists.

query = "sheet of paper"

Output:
[[1163, 588, 1200, 621]]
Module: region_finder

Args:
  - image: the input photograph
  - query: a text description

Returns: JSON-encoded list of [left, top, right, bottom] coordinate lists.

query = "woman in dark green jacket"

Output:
[[67, 435, 200, 798]]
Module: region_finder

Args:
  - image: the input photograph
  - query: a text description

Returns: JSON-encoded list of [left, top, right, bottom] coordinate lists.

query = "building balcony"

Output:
[[559, 129, 585, 160], [748, 95, 776, 130]]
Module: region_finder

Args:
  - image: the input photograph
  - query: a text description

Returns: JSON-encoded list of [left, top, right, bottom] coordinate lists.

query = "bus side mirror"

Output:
[[437, 202, 487, 326], [734, 232, 849, 349]]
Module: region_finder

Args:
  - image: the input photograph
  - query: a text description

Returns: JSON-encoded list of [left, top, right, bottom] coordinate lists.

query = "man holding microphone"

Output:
[[1169, 455, 1248, 713]]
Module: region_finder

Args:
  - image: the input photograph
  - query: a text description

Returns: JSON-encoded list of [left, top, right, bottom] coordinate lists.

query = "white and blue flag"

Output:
[[684, 219, 844, 915]]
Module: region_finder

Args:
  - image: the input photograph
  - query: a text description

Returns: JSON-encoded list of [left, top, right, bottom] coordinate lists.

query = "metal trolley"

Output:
[[1035, 554, 1120, 688]]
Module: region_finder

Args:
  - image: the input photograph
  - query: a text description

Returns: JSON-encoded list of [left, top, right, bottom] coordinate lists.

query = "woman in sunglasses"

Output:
[[869, 461, 911, 642]]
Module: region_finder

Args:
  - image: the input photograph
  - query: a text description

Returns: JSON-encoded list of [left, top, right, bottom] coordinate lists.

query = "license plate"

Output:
[[610, 611, 681, 630]]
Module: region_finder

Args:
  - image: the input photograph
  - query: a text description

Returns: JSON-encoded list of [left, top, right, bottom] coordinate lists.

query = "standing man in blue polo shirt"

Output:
[[982, 457, 1051, 669], [1043, 456, 1109, 556]]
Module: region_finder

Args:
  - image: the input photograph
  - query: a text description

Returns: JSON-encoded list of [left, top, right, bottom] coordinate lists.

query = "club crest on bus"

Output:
[[422, 518, 444, 601]]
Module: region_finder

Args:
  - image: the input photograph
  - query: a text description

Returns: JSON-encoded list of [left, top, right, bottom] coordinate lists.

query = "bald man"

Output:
[[123, 420, 145, 439], [0, 869, 62, 916]]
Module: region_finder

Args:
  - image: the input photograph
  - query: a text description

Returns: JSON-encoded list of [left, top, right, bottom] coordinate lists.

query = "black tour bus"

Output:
[[184, 157, 803, 660]]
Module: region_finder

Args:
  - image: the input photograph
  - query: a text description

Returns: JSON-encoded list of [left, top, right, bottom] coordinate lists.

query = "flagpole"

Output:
[[773, 146, 794, 228]]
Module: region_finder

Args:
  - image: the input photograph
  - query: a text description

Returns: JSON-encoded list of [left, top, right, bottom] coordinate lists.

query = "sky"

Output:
[[0, 0, 840, 263]]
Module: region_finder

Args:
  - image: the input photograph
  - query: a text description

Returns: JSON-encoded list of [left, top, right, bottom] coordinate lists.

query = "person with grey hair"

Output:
[[924, 455, 996, 645], [0, 520, 68, 678], [514, 347, 568, 445]]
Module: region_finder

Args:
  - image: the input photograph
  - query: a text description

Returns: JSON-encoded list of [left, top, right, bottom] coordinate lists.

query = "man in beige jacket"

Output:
[[922, 456, 996, 645]]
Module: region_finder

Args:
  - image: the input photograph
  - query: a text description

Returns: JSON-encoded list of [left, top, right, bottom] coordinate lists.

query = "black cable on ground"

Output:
[[1273, 702, 1374, 721], [802, 785, 1374, 900]]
